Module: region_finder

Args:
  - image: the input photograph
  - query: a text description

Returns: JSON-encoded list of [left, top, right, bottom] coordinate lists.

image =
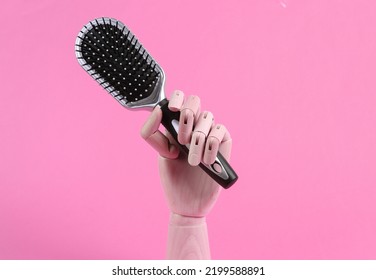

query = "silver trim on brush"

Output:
[[75, 17, 165, 111]]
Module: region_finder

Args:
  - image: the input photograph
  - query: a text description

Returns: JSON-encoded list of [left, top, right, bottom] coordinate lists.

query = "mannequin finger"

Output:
[[146, 130, 179, 159], [140, 106, 162, 139], [168, 90, 184, 112], [188, 133, 206, 166], [188, 111, 214, 166], [194, 111, 214, 136], [141, 107, 179, 159], [178, 95, 200, 144], [203, 124, 230, 164]]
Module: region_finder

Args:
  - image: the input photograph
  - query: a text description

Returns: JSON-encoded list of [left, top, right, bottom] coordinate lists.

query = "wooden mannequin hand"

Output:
[[140, 90, 232, 259], [141, 90, 232, 217]]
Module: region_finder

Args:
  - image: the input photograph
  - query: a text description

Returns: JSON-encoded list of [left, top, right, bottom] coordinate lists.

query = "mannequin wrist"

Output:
[[169, 212, 206, 226], [167, 212, 210, 259]]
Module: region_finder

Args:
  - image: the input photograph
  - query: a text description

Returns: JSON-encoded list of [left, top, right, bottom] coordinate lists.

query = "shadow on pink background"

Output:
[[1, 0, 375, 259]]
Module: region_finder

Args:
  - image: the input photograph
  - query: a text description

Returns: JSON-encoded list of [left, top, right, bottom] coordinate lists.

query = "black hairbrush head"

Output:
[[75, 17, 165, 109]]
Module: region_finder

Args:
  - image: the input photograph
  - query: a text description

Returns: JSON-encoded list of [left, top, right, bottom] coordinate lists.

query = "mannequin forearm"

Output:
[[166, 213, 211, 260]]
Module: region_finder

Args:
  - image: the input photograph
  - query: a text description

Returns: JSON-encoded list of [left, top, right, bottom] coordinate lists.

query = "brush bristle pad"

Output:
[[76, 18, 160, 103]]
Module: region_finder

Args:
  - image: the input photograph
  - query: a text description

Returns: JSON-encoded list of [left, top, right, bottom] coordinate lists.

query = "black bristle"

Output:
[[78, 18, 161, 103]]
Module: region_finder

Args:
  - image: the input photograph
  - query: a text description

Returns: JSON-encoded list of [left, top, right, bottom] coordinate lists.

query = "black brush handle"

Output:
[[158, 98, 238, 189]]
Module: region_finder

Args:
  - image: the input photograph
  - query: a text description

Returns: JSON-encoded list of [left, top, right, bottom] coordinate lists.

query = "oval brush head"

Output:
[[75, 17, 165, 109]]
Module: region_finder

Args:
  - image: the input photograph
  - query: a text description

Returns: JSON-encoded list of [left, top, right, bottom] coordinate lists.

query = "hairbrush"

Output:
[[75, 17, 238, 188]]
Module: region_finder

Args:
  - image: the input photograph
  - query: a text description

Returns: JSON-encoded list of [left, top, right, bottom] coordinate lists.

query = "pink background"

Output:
[[1, 0, 375, 259]]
